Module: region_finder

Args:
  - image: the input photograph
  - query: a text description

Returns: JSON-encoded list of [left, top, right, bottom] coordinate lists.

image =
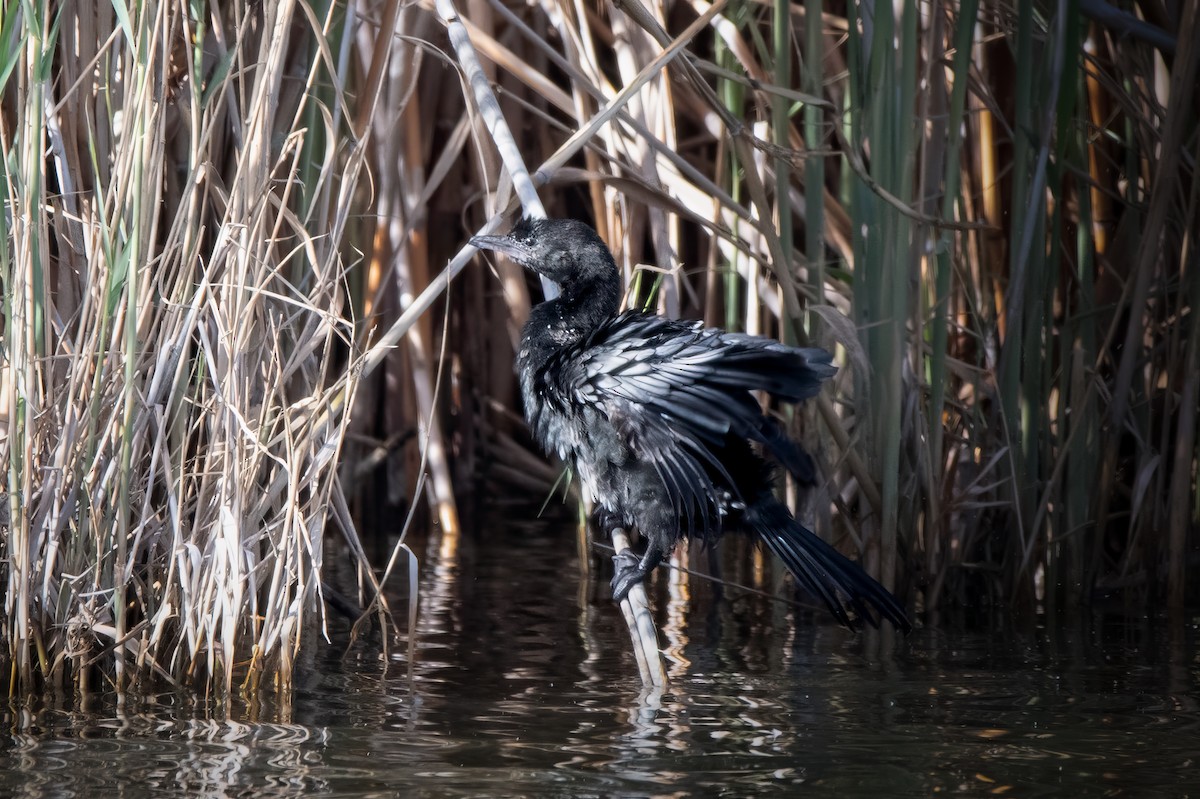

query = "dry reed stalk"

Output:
[[0, 0, 395, 695]]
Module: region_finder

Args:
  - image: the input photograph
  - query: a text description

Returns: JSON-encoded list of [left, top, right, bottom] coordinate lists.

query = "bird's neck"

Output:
[[526, 273, 621, 352]]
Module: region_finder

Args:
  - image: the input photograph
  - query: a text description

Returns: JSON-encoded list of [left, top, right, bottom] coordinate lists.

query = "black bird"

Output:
[[472, 217, 909, 631]]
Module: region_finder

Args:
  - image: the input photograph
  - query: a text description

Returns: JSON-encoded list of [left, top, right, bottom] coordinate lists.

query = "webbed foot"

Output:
[[611, 557, 649, 602], [611, 544, 665, 601]]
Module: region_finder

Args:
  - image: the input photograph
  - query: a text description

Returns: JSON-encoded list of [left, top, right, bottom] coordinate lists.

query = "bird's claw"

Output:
[[612, 549, 639, 570], [611, 553, 647, 601]]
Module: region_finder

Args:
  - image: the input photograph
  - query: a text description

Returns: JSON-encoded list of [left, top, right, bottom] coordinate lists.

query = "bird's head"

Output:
[[471, 217, 620, 293]]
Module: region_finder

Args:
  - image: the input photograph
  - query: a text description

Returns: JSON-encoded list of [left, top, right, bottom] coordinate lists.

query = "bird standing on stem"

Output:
[[472, 217, 910, 632]]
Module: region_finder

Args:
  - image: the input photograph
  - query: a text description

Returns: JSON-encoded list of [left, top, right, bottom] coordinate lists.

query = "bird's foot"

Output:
[[611, 552, 648, 601]]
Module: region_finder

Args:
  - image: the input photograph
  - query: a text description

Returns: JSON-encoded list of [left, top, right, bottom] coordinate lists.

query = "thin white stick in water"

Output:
[[612, 529, 668, 686]]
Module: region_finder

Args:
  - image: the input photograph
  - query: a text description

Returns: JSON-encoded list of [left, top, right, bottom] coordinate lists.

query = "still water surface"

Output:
[[2, 519, 1198, 797]]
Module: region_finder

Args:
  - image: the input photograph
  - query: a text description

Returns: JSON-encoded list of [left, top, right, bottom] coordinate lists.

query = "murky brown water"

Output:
[[3, 516, 1198, 797]]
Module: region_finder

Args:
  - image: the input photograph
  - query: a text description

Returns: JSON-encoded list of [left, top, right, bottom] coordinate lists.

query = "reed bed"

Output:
[[0, 0, 389, 695], [1, 0, 1196, 695]]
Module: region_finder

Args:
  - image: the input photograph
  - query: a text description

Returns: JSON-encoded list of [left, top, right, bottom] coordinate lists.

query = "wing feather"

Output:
[[548, 310, 835, 532]]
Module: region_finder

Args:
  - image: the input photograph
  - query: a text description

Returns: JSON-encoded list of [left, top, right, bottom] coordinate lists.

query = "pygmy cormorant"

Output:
[[472, 217, 909, 631]]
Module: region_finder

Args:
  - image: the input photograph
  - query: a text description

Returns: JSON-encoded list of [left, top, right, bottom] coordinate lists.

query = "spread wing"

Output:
[[550, 311, 836, 534]]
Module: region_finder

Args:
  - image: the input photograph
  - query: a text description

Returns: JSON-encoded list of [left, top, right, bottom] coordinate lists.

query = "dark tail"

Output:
[[746, 499, 911, 633]]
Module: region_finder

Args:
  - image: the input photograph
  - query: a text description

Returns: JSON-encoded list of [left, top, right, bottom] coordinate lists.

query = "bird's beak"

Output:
[[470, 234, 533, 268]]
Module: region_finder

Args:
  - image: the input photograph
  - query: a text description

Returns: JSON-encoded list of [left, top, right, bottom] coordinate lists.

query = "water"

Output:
[[3, 518, 1198, 797]]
